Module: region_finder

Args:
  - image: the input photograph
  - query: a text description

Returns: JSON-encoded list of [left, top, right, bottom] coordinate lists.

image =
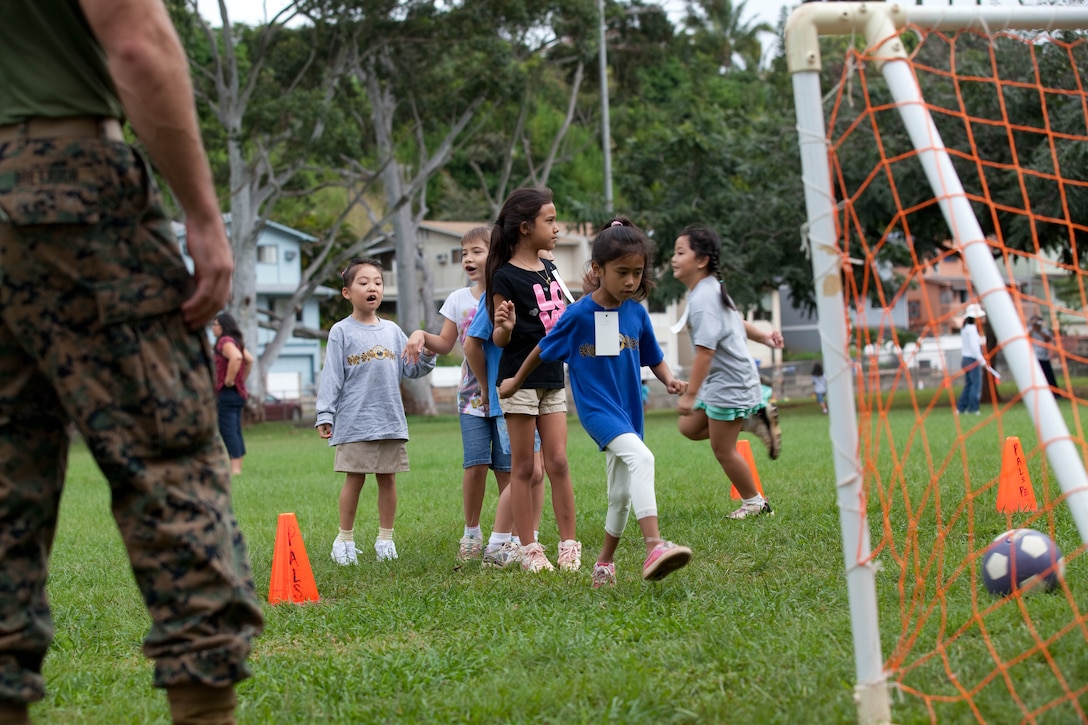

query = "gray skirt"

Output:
[[334, 439, 409, 474]]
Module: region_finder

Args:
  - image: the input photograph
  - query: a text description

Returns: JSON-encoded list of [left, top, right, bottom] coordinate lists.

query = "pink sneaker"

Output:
[[642, 541, 692, 581], [592, 562, 616, 589]]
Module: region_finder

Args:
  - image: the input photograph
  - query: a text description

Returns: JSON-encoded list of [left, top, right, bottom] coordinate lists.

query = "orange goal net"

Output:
[[786, 3, 1088, 723]]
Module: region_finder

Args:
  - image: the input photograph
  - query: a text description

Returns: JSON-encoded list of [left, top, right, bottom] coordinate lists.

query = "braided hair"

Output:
[[679, 224, 736, 310]]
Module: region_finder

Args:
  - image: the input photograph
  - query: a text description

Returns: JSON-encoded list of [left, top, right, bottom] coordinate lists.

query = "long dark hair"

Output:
[[679, 224, 736, 310], [484, 186, 554, 320], [582, 216, 655, 302], [215, 312, 245, 350]]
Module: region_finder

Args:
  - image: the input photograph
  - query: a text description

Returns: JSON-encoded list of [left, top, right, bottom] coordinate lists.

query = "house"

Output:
[[175, 217, 335, 399]]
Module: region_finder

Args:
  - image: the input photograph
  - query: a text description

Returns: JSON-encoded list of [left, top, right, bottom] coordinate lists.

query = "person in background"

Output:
[[1029, 314, 1063, 398], [212, 313, 255, 475], [957, 305, 985, 415], [0, 2, 264, 723], [811, 362, 828, 414]]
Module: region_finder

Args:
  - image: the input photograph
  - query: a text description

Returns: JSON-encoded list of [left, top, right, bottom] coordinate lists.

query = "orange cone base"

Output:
[[268, 512, 320, 604]]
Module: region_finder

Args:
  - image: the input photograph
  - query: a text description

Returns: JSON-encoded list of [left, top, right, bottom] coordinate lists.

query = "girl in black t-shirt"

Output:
[[484, 187, 582, 574]]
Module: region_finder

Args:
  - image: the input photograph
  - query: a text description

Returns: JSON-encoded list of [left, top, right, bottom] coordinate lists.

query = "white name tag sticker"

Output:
[[594, 311, 620, 356]]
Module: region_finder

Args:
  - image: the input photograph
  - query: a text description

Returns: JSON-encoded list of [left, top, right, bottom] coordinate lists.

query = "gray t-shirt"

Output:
[[315, 316, 435, 445], [686, 276, 761, 410]]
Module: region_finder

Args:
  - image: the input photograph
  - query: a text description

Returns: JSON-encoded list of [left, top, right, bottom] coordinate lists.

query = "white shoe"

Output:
[[331, 539, 359, 565], [375, 539, 398, 561]]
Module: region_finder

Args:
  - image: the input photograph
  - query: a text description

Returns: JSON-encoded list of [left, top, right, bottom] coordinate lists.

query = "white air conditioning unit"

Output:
[[436, 253, 449, 265]]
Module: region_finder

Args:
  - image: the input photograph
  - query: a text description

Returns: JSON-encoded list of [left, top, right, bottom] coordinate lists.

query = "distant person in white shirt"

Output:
[[957, 307, 985, 415], [1029, 315, 1064, 398]]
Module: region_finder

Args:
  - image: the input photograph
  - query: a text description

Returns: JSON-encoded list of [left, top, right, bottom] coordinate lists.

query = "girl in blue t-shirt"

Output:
[[500, 217, 692, 588]]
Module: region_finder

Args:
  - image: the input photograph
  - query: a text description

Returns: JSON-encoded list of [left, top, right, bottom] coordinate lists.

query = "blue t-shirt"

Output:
[[465, 295, 504, 419], [537, 296, 664, 450]]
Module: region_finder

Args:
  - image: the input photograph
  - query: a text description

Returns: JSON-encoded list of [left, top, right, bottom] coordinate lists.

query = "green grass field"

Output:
[[32, 393, 1088, 723]]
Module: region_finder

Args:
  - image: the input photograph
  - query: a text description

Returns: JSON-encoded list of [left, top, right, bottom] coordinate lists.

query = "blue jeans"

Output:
[[217, 387, 246, 458], [957, 357, 982, 413], [460, 414, 512, 471]]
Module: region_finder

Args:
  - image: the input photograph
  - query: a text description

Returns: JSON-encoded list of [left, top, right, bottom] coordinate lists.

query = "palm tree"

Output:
[[683, 0, 773, 73]]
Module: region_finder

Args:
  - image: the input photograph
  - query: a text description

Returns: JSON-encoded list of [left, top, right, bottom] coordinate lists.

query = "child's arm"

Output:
[[492, 297, 515, 348], [744, 321, 784, 349], [649, 360, 688, 395], [678, 346, 714, 416], [498, 345, 543, 398], [463, 335, 490, 412], [405, 319, 457, 362], [315, 329, 345, 436]]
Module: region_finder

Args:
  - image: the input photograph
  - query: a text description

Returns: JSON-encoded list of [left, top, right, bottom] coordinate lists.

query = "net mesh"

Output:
[[823, 19, 1088, 723]]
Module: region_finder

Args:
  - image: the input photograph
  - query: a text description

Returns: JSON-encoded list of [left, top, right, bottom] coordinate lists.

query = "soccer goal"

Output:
[[786, 3, 1088, 723]]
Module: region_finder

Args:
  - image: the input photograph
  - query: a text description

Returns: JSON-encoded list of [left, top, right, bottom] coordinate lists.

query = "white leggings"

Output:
[[603, 433, 658, 537]]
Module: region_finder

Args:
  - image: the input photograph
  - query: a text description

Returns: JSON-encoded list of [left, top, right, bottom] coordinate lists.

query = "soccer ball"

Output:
[[981, 528, 1064, 597]]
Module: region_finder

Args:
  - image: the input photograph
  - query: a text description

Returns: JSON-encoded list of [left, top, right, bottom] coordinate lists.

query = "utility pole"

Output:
[[598, 0, 613, 214]]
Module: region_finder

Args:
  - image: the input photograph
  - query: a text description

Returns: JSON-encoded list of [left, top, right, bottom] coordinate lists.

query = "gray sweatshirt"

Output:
[[315, 316, 435, 445]]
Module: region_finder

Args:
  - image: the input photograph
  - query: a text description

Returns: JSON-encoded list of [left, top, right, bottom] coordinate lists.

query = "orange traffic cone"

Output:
[[997, 436, 1038, 513], [732, 439, 766, 500], [268, 512, 320, 604]]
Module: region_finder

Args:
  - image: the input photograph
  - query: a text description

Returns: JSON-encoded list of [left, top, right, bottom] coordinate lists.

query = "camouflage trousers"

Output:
[[0, 132, 264, 704]]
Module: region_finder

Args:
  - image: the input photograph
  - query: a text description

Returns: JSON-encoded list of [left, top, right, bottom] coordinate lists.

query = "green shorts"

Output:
[[696, 385, 773, 422]]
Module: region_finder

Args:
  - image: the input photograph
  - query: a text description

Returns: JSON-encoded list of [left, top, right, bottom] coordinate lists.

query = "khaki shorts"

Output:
[[334, 439, 409, 473], [499, 388, 567, 417]]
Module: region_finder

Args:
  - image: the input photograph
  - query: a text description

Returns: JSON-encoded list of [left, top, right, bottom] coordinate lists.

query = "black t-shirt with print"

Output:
[[492, 260, 567, 389]]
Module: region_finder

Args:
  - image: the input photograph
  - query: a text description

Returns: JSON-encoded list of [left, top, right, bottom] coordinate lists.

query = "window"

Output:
[[451, 249, 463, 264], [257, 245, 278, 264], [909, 301, 920, 319]]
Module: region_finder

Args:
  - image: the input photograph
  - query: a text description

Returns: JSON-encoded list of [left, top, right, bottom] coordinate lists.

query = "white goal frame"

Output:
[[785, 3, 1088, 723]]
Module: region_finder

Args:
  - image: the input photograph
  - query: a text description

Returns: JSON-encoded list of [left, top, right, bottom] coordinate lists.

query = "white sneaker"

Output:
[[557, 540, 583, 572], [331, 539, 359, 566], [375, 539, 398, 561]]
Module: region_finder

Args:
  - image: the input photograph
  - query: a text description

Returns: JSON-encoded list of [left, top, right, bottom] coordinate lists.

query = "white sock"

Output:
[[377, 527, 394, 541], [337, 528, 354, 544], [742, 495, 766, 506], [490, 531, 512, 546], [464, 525, 482, 538]]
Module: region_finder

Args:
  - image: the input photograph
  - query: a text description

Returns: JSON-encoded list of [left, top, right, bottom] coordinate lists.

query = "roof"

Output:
[[172, 215, 319, 244]]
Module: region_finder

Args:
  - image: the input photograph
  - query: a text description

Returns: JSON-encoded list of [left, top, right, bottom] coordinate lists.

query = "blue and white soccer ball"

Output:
[[981, 528, 1064, 597]]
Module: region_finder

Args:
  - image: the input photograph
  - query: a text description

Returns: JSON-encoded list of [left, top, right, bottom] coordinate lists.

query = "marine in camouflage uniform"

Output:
[[0, 1, 263, 721]]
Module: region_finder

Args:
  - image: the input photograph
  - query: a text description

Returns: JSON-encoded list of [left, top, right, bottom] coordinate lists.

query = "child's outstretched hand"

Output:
[[316, 423, 333, 439], [404, 329, 428, 363], [494, 300, 515, 334], [667, 378, 688, 395]]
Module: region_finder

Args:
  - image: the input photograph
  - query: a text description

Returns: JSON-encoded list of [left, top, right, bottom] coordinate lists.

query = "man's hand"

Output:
[[181, 215, 233, 330], [316, 423, 332, 439]]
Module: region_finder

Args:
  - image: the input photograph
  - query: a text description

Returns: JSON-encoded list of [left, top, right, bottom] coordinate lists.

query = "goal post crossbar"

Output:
[[786, 4, 1088, 723]]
